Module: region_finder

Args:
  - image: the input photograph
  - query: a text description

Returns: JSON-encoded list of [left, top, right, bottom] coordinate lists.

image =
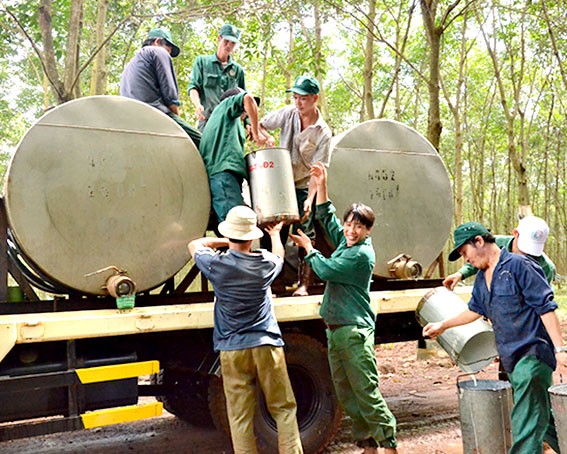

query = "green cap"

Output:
[[148, 28, 180, 57], [448, 222, 490, 261], [286, 76, 320, 95], [219, 24, 241, 43]]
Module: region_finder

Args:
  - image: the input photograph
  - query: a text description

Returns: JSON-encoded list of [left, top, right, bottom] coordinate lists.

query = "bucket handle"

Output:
[[456, 371, 479, 396]]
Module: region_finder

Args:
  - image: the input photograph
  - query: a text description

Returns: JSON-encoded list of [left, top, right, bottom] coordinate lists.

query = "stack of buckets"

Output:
[[417, 287, 510, 453]]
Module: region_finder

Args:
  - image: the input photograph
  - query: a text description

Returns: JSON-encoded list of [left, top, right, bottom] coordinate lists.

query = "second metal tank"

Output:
[[327, 119, 453, 278]]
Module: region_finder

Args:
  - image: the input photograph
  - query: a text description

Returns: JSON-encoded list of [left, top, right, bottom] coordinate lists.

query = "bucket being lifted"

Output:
[[416, 287, 498, 373], [458, 378, 513, 454], [246, 148, 299, 226], [549, 383, 567, 453]]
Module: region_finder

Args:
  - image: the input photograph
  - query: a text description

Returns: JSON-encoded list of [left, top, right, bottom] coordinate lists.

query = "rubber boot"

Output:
[[293, 249, 314, 296]]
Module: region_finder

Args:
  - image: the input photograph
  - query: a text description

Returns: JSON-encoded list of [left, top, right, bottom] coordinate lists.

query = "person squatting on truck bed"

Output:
[[423, 222, 567, 454], [188, 206, 303, 454], [120, 28, 202, 149], [290, 162, 399, 454]]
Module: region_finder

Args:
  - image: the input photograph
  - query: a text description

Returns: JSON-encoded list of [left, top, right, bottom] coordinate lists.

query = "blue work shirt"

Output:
[[468, 248, 557, 373], [120, 46, 180, 114], [193, 247, 284, 352]]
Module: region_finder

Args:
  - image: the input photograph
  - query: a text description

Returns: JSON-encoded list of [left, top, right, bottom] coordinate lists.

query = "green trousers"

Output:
[[220, 346, 303, 454], [508, 355, 560, 454], [327, 325, 397, 449], [209, 171, 245, 223], [167, 112, 202, 150]]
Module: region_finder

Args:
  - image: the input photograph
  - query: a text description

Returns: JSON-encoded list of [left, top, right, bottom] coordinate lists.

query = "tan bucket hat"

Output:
[[218, 206, 264, 241]]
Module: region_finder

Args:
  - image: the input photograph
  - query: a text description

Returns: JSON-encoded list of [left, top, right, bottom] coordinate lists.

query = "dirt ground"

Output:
[[1, 323, 565, 454]]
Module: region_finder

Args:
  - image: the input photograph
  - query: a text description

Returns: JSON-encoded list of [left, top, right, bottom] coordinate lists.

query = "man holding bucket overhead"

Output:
[[259, 76, 332, 297], [188, 207, 302, 453], [290, 162, 398, 454], [423, 222, 567, 454]]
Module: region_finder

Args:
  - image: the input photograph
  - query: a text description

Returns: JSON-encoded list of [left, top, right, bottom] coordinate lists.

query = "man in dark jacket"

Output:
[[120, 28, 201, 148]]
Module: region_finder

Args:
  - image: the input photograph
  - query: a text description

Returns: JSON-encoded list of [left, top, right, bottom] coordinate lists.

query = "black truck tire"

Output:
[[153, 369, 214, 427], [208, 332, 342, 454]]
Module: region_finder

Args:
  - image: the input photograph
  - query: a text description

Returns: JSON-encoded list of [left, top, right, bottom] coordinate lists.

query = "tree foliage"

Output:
[[0, 0, 565, 274]]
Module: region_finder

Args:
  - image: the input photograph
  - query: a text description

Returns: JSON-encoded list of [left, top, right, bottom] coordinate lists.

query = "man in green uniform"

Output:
[[188, 24, 246, 132], [199, 88, 266, 224], [290, 162, 398, 454], [443, 215, 555, 288]]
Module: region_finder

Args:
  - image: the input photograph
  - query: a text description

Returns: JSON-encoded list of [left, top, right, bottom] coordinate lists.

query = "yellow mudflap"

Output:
[[81, 402, 163, 429], [75, 360, 160, 384]]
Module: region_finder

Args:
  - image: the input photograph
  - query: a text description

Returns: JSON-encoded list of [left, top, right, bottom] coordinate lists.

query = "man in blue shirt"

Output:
[[188, 206, 302, 454], [443, 215, 556, 288], [423, 222, 567, 454], [120, 28, 201, 149]]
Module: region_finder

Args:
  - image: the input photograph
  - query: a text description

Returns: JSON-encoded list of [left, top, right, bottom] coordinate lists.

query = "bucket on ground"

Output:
[[549, 383, 567, 453], [458, 379, 513, 454], [246, 148, 299, 226], [416, 286, 498, 373]]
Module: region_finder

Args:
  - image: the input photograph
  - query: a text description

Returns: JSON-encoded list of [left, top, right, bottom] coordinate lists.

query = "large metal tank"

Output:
[[328, 119, 453, 278], [4, 96, 210, 295]]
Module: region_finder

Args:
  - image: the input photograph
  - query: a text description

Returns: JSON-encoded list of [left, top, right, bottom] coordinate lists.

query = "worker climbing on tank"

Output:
[[120, 28, 201, 149], [259, 75, 332, 296], [199, 87, 270, 225]]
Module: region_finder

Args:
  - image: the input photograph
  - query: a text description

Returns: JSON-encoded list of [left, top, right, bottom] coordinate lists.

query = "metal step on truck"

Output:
[[0, 96, 470, 453]]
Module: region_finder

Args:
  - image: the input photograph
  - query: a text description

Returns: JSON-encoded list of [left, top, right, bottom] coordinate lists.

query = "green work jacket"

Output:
[[305, 201, 376, 329], [188, 53, 245, 130], [199, 91, 247, 179]]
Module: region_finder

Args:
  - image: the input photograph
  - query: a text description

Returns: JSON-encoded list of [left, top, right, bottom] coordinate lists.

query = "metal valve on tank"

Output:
[[105, 273, 136, 298], [387, 254, 423, 279], [84, 265, 136, 298]]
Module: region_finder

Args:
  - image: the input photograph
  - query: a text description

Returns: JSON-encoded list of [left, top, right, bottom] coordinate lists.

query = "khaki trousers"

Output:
[[220, 346, 303, 454]]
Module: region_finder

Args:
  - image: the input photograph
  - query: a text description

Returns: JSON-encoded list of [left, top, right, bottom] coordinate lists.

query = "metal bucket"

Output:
[[416, 287, 498, 373], [458, 379, 513, 453], [549, 383, 567, 453], [246, 148, 299, 225]]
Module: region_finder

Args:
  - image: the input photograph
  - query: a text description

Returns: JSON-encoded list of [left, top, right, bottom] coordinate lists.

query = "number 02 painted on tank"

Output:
[[248, 161, 275, 172]]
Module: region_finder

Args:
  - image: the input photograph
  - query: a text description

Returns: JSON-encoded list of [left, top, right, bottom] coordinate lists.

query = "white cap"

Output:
[[516, 216, 549, 257]]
